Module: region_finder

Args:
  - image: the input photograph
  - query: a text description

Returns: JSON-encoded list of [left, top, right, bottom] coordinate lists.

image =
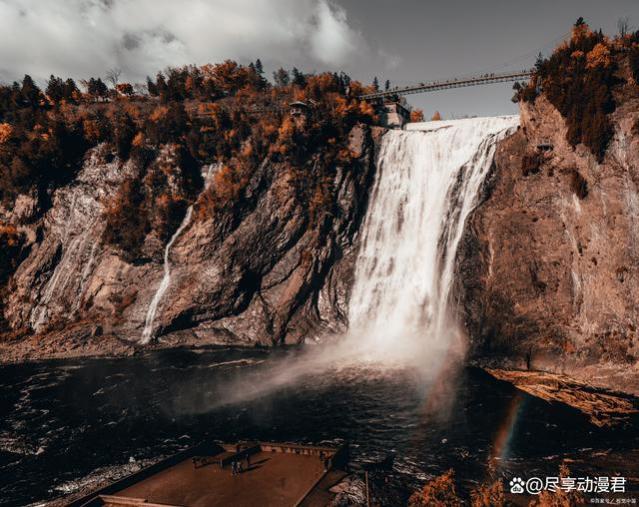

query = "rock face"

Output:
[[455, 95, 639, 385], [1, 125, 379, 357]]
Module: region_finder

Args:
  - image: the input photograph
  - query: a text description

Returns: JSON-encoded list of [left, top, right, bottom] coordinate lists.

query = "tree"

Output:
[[410, 108, 424, 122], [116, 83, 134, 96], [155, 72, 168, 101], [113, 112, 136, 159], [46, 75, 65, 103], [254, 58, 264, 76], [146, 76, 158, 96], [372, 76, 379, 91], [385, 79, 390, 91], [64, 78, 79, 102], [106, 68, 122, 88], [291, 67, 306, 87], [431, 111, 442, 121], [273, 68, 290, 87], [618, 16, 630, 37], [87, 78, 108, 101], [534, 52, 545, 73], [252, 59, 268, 90], [20, 75, 42, 108]]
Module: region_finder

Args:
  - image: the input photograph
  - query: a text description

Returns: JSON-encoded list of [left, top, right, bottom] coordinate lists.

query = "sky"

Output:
[[0, 0, 638, 117]]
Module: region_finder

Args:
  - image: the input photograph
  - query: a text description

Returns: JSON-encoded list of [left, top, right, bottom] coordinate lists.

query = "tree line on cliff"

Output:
[[515, 17, 639, 161], [0, 60, 378, 261]]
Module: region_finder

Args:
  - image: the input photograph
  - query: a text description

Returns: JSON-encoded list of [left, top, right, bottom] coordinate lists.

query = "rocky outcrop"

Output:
[[486, 368, 639, 427], [456, 94, 639, 390], [0, 124, 380, 360]]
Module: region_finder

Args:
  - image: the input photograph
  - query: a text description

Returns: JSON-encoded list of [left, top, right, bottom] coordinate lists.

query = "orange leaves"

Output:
[[82, 118, 102, 144], [0, 123, 13, 144], [116, 83, 134, 96], [212, 164, 247, 204], [571, 50, 585, 60], [586, 42, 612, 69], [240, 141, 253, 159], [571, 21, 592, 42], [132, 132, 145, 148], [200, 60, 255, 95], [150, 105, 169, 122], [358, 100, 375, 118], [431, 111, 442, 121], [0, 225, 21, 247], [408, 469, 463, 507], [410, 109, 424, 122], [270, 116, 296, 156]]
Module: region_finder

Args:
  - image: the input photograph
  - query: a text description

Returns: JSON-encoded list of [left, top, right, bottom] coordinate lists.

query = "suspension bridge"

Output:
[[359, 69, 533, 100]]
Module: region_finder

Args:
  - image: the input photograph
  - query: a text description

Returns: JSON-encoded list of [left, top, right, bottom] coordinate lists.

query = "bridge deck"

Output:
[[360, 70, 532, 100]]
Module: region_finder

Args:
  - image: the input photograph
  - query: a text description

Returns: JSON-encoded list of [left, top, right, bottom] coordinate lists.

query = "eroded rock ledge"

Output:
[[485, 368, 639, 427]]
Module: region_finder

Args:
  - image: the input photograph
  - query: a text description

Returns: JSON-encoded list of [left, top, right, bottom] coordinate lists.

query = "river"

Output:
[[1, 347, 638, 505]]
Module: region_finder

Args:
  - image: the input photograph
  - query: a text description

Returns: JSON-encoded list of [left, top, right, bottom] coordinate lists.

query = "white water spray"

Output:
[[140, 165, 216, 344], [347, 116, 518, 363], [175, 118, 520, 411]]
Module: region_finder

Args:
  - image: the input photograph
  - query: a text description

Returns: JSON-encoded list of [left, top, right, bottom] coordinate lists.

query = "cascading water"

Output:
[[140, 164, 216, 344], [347, 116, 518, 361], [140, 206, 194, 344]]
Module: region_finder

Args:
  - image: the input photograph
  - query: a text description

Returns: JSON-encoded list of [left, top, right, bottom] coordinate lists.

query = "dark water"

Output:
[[1, 347, 638, 506]]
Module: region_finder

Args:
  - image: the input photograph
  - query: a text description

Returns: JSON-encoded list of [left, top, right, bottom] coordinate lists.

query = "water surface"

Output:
[[0, 348, 637, 505]]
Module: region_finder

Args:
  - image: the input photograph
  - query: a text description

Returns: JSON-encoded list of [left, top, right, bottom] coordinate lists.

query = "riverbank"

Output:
[[0, 325, 276, 365]]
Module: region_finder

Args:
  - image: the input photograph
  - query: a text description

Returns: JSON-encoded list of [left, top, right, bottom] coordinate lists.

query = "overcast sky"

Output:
[[0, 0, 638, 117]]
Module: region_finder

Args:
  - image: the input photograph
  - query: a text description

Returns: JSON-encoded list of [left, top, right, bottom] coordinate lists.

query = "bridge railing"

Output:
[[359, 69, 533, 100]]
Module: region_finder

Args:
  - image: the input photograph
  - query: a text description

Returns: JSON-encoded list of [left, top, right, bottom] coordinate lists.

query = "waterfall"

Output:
[[140, 206, 194, 344], [347, 116, 518, 360], [140, 164, 217, 344]]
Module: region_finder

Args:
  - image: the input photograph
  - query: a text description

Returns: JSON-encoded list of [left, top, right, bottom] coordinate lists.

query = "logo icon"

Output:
[[509, 477, 525, 494]]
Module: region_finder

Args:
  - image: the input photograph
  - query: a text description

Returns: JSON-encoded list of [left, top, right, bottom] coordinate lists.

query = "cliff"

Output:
[[456, 78, 639, 393], [0, 123, 379, 362]]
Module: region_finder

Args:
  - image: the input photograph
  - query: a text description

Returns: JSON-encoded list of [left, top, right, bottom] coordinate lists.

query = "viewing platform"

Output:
[[66, 442, 349, 507]]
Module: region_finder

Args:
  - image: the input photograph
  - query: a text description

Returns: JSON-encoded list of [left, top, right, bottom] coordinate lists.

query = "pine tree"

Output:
[[64, 78, 79, 102], [372, 76, 379, 91], [291, 67, 306, 87], [146, 76, 158, 96], [20, 75, 41, 107], [255, 59, 264, 75], [273, 68, 290, 87], [46, 75, 65, 103]]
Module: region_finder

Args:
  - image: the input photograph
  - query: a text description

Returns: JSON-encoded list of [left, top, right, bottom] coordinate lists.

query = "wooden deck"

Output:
[[68, 442, 349, 507]]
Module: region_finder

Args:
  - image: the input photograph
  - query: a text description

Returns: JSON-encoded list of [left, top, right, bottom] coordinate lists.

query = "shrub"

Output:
[[528, 464, 585, 506], [470, 479, 505, 507], [408, 469, 463, 507], [103, 177, 149, 258]]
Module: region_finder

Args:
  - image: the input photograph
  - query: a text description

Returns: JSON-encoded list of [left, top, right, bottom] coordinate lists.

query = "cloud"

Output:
[[0, 0, 368, 84], [309, 0, 360, 65]]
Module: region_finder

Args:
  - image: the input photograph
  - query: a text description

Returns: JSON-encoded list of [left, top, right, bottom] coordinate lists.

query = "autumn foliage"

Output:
[[0, 58, 378, 259], [517, 18, 639, 161], [410, 108, 424, 122], [408, 469, 463, 507]]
